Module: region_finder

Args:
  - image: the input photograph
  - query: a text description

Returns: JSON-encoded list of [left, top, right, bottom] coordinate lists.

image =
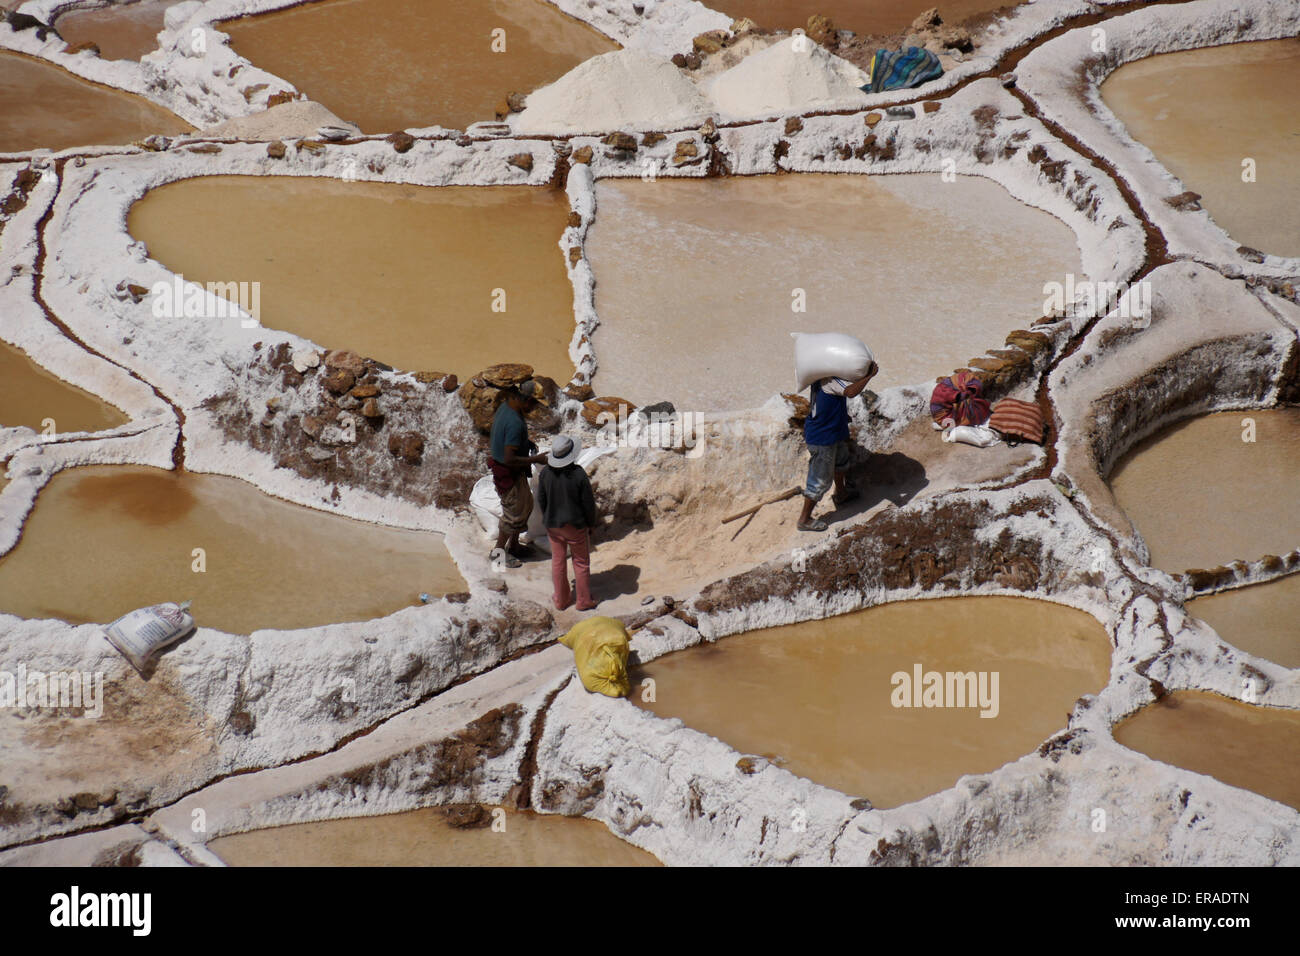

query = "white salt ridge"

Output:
[[512, 49, 712, 136], [709, 38, 871, 121]]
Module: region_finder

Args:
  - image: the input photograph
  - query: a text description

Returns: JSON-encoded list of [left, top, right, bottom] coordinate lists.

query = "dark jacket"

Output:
[[537, 464, 597, 530]]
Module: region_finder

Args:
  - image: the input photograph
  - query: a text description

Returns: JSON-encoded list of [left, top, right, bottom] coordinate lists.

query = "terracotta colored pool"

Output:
[[633, 596, 1111, 809]]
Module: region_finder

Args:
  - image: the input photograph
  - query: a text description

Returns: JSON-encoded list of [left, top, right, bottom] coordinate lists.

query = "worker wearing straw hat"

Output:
[[537, 434, 599, 611]]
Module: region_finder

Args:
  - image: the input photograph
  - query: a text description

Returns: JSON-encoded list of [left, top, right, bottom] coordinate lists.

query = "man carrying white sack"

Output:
[[793, 333, 878, 532]]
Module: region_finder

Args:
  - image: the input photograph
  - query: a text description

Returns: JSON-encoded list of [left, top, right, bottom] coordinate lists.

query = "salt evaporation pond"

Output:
[[53, 0, 196, 61], [1108, 408, 1300, 572], [0, 465, 465, 634], [633, 596, 1111, 809], [717, 0, 1022, 35], [586, 174, 1080, 410], [1189, 574, 1300, 671], [1114, 691, 1300, 812], [221, 0, 617, 133], [0, 340, 127, 434], [128, 176, 576, 382], [210, 806, 658, 866], [0, 51, 191, 153], [1102, 38, 1300, 258]]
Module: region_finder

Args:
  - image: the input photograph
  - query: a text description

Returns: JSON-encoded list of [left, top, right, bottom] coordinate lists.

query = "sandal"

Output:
[[797, 518, 828, 532]]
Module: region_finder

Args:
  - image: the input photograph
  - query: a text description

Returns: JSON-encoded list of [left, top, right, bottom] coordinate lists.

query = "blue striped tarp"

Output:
[[865, 46, 944, 94]]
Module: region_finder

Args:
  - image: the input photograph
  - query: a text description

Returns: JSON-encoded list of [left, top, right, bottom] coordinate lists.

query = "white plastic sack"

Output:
[[942, 424, 1001, 448], [470, 445, 615, 551], [792, 332, 874, 390], [103, 601, 194, 673]]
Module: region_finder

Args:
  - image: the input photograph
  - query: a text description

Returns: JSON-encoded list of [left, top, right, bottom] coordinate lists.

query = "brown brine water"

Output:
[[209, 806, 658, 866], [127, 176, 577, 382], [0, 340, 128, 434], [53, 0, 196, 61], [1114, 691, 1300, 811], [221, 0, 618, 133], [0, 51, 191, 153], [586, 174, 1080, 410], [1189, 575, 1300, 671], [1108, 408, 1300, 572], [1102, 38, 1300, 258], [632, 596, 1112, 809], [717, 0, 1022, 35], [0, 465, 465, 633]]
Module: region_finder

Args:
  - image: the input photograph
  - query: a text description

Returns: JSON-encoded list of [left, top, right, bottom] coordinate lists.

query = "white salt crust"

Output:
[[2, 0, 1298, 864]]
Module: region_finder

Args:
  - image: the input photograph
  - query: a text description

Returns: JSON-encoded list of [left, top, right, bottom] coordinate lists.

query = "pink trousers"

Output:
[[548, 524, 593, 610]]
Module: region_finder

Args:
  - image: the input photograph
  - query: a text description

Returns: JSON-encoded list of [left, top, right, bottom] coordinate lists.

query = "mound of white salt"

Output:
[[200, 101, 360, 140], [511, 50, 712, 135], [709, 39, 871, 119]]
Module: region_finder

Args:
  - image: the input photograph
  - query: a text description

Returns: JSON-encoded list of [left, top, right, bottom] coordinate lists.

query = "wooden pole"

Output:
[[720, 486, 802, 524]]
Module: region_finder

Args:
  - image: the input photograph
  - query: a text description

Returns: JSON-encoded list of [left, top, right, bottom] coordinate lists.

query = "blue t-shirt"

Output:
[[804, 378, 851, 446], [490, 402, 528, 465]]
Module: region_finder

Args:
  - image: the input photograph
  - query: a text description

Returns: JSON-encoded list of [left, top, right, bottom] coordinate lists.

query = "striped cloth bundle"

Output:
[[988, 398, 1047, 444], [865, 46, 944, 94]]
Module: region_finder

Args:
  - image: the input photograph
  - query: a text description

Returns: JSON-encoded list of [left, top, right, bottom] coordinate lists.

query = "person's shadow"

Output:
[[589, 563, 641, 600], [834, 451, 928, 520]]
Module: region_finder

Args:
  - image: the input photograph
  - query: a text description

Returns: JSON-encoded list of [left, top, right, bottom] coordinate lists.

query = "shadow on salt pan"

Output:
[[1108, 408, 1300, 573], [632, 595, 1111, 810], [1114, 691, 1300, 812], [209, 805, 659, 866], [0, 465, 465, 634], [220, 0, 617, 133], [0, 339, 127, 434], [127, 176, 577, 382], [0, 51, 191, 153], [1101, 38, 1300, 258], [586, 174, 1080, 411]]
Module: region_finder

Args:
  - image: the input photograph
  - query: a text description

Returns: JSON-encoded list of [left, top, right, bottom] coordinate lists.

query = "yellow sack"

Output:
[[559, 616, 631, 698]]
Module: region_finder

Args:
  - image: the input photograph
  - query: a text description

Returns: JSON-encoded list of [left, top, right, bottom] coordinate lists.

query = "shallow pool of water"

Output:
[[0, 465, 465, 633], [717, 0, 1021, 34], [586, 174, 1080, 410], [209, 806, 658, 866], [1114, 691, 1300, 811], [128, 176, 576, 382], [221, 0, 617, 133], [54, 0, 197, 61], [0, 340, 127, 434], [0, 51, 191, 153], [1102, 38, 1300, 258], [1189, 574, 1300, 671], [1108, 408, 1300, 572], [632, 595, 1112, 809]]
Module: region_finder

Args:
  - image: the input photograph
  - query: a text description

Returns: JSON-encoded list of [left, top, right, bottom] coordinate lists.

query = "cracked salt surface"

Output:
[[2, 0, 1299, 866]]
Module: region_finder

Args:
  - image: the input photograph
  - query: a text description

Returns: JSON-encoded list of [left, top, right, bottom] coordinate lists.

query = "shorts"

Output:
[[804, 440, 850, 502], [498, 477, 534, 535]]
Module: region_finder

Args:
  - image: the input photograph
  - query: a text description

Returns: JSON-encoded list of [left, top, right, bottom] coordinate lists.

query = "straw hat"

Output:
[[547, 434, 582, 468]]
